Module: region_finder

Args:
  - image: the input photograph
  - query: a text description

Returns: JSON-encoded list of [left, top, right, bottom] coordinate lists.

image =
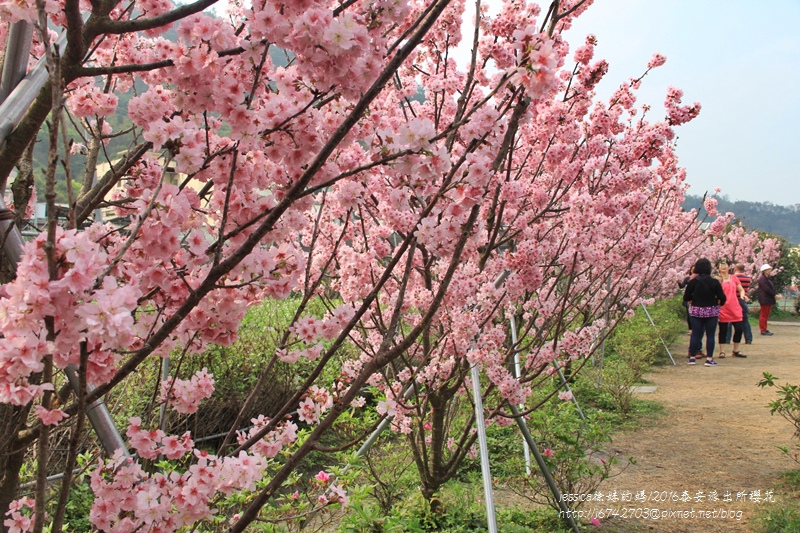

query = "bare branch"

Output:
[[93, 0, 220, 35]]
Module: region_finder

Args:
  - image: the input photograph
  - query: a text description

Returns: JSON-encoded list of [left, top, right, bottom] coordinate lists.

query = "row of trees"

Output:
[[0, 0, 779, 531]]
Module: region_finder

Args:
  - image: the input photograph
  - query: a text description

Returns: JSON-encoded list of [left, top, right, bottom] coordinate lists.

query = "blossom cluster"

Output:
[[3, 497, 33, 533], [88, 448, 268, 531], [0, 0, 782, 530], [236, 415, 299, 458], [0, 227, 140, 405], [160, 368, 215, 415], [126, 417, 194, 460]]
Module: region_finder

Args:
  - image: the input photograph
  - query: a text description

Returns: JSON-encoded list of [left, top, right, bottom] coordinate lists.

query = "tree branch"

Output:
[[94, 0, 220, 35]]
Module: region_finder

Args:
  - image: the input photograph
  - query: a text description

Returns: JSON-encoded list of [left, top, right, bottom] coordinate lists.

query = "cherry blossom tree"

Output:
[[2, 0, 466, 527], [359, 22, 719, 502], [0, 0, 780, 531], [697, 196, 781, 274]]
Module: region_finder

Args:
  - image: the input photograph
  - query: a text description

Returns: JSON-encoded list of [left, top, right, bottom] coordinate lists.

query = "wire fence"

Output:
[[777, 291, 798, 313], [746, 291, 798, 316]]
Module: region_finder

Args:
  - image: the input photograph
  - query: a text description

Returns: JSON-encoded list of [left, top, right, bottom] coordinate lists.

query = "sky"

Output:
[[564, 0, 800, 206]]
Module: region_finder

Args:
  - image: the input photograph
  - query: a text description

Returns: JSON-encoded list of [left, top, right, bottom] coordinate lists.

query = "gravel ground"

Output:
[[589, 322, 800, 532]]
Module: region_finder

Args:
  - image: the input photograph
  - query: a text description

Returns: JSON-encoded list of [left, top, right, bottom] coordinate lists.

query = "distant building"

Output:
[[95, 154, 203, 225]]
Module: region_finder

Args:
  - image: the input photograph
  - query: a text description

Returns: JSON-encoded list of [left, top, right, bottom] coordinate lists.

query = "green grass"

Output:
[[601, 398, 667, 433], [780, 469, 800, 489], [767, 307, 800, 322], [754, 470, 800, 533], [757, 507, 800, 533]]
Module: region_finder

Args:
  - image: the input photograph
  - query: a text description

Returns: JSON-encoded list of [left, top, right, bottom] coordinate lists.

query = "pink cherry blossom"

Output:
[[160, 368, 215, 414], [0, 0, 781, 530], [34, 405, 68, 426], [647, 53, 667, 69]]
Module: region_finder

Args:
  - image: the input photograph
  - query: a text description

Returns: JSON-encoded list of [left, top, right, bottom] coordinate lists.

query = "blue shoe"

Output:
[[687, 357, 696, 365], [704, 359, 718, 367]]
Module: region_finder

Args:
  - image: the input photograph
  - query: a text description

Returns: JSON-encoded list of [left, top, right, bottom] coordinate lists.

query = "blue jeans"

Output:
[[690, 316, 719, 358], [725, 299, 752, 343]]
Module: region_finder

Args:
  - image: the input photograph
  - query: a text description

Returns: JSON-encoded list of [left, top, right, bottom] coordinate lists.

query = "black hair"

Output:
[[715, 257, 732, 268], [694, 258, 712, 275]]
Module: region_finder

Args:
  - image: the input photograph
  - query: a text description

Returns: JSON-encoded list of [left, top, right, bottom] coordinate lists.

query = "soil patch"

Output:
[[592, 322, 800, 532]]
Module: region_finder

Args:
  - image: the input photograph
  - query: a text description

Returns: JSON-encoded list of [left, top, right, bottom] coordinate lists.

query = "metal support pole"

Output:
[[550, 362, 586, 422], [0, 196, 26, 266], [0, 31, 66, 149], [460, 269, 510, 533], [470, 363, 497, 533], [508, 403, 580, 533], [158, 357, 170, 431], [0, 21, 34, 106], [65, 366, 130, 457], [355, 413, 393, 458], [509, 315, 531, 474], [640, 303, 676, 365], [355, 385, 416, 458]]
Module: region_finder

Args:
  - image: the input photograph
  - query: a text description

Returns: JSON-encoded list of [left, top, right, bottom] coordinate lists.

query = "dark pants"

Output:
[[682, 302, 692, 330], [690, 316, 718, 358], [725, 299, 752, 343], [719, 321, 743, 345]]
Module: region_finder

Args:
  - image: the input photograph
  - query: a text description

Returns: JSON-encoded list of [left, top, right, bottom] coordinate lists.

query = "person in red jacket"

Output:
[[715, 259, 746, 358], [757, 264, 782, 335]]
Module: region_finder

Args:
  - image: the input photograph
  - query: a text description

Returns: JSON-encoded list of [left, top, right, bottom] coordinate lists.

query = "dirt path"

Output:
[[593, 322, 800, 532]]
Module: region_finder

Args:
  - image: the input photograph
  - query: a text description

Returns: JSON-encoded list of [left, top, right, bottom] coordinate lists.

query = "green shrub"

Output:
[[757, 507, 800, 533], [758, 373, 800, 466], [503, 402, 616, 512], [339, 467, 570, 532], [376, 488, 486, 532], [172, 297, 305, 441], [62, 478, 94, 532], [608, 296, 685, 371], [455, 423, 535, 480], [591, 359, 637, 416], [754, 377, 800, 533], [496, 506, 569, 532], [101, 297, 309, 445], [575, 296, 685, 415]]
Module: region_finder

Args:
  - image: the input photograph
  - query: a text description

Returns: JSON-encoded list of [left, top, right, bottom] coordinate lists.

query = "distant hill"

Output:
[[683, 195, 800, 245]]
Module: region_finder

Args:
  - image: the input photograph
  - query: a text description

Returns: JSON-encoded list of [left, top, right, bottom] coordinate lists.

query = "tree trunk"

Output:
[[420, 483, 442, 514]]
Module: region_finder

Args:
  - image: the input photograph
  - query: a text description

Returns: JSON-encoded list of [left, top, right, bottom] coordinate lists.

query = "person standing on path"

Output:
[[715, 259, 747, 358], [678, 266, 695, 334], [757, 264, 782, 336], [732, 263, 754, 344], [683, 258, 726, 366]]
